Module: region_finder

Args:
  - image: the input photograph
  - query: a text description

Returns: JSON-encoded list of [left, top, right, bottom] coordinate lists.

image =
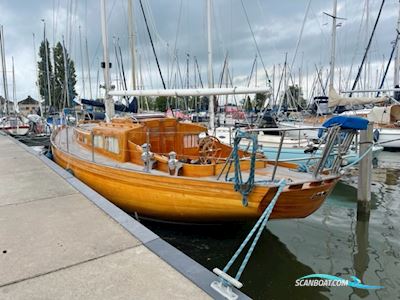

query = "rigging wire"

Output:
[[345, 1, 367, 90], [350, 0, 386, 96], [240, 0, 271, 87], [138, 0, 166, 90], [291, 0, 312, 71]]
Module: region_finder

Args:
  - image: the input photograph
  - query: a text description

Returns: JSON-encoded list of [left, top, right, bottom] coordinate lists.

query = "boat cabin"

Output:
[[73, 117, 264, 177]]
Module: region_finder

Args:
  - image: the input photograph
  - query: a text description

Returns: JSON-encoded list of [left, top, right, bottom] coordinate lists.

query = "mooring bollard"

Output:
[[357, 122, 373, 221]]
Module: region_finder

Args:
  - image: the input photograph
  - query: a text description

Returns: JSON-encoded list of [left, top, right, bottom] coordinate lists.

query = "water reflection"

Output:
[[143, 220, 329, 299], [143, 153, 400, 299], [351, 216, 370, 299]]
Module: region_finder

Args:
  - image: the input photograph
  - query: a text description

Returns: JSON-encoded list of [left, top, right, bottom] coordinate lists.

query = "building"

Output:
[[18, 96, 40, 115], [0, 96, 15, 114]]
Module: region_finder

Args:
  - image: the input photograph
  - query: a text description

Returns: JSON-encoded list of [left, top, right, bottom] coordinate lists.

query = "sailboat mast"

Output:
[[394, 0, 400, 87], [207, 0, 215, 130], [42, 20, 52, 109], [364, 0, 370, 92], [100, 0, 115, 120], [85, 38, 93, 99], [79, 26, 86, 98], [128, 0, 137, 90], [12, 56, 16, 112], [329, 0, 338, 90], [32, 33, 43, 117], [0, 25, 9, 114], [62, 37, 69, 109]]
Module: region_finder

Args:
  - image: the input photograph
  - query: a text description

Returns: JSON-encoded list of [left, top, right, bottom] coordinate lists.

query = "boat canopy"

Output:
[[367, 104, 400, 124], [318, 116, 369, 138], [328, 87, 388, 108]]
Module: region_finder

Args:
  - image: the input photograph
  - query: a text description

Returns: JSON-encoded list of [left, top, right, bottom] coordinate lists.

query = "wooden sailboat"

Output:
[[50, 0, 345, 223], [51, 114, 342, 222]]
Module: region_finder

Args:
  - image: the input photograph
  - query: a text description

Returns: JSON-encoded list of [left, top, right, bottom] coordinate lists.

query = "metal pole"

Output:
[[207, 0, 215, 131], [32, 33, 43, 117], [128, 0, 137, 90], [66, 126, 69, 153], [0, 25, 9, 115], [357, 122, 373, 219], [271, 131, 285, 181], [62, 37, 69, 109], [79, 26, 86, 98], [12, 56, 16, 113], [394, 0, 400, 87], [100, 0, 115, 120], [85, 38, 93, 99], [91, 131, 95, 162], [229, 127, 232, 146], [42, 20, 52, 108], [329, 0, 338, 90]]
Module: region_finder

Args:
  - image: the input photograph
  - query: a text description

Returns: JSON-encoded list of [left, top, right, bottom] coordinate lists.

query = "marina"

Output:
[[1, 0, 400, 299]]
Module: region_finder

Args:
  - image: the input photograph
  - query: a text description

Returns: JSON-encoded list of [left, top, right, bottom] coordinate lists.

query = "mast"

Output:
[[364, 0, 370, 92], [100, 0, 115, 120], [62, 37, 69, 109], [329, 0, 338, 90], [12, 56, 16, 112], [79, 26, 86, 98], [0, 25, 9, 114], [32, 33, 43, 117], [394, 0, 400, 87], [42, 20, 52, 109], [85, 38, 93, 99], [128, 0, 137, 90], [207, 0, 215, 130]]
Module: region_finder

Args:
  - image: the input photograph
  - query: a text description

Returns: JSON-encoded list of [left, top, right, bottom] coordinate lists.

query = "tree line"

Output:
[[38, 39, 77, 111]]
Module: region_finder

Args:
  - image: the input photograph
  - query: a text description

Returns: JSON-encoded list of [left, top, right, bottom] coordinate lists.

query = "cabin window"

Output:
[[104, 136, 119, 154], [93, 135, 104, 148], [183, 134, 199, 148]]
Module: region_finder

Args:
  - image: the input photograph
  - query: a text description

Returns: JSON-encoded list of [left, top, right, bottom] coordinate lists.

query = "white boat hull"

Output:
[[211, 127, 309, 148], [278, 122, 319, 140], [375, 128, 400, 148]]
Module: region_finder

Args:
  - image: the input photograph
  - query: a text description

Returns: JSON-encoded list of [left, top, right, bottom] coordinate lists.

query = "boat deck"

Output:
[[54, 127, 323, 185]]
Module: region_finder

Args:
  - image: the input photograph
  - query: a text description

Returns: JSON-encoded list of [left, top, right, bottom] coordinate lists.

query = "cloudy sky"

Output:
[[0, 0, 399, 102]]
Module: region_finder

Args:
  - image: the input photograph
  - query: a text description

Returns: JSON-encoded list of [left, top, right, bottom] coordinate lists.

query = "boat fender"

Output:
[[373, 129, 379, 142]]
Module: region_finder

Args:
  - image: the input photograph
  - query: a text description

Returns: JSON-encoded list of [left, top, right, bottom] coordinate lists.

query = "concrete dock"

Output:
[[0, 133, 248, 299]]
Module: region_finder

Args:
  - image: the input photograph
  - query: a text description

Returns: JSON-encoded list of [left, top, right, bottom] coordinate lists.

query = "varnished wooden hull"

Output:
[[51, 145, 338, 222]]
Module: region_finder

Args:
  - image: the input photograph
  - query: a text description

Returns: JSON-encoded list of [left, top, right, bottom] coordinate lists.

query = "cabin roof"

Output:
[[18, 96, 39, 105]]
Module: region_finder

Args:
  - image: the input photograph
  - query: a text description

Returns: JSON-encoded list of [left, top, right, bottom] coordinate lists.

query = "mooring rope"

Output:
[[340, 144, 374, 170], [220, 178, 286, 282]]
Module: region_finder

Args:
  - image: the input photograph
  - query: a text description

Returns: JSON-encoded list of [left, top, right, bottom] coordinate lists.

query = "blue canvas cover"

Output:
[[318, 116, 369, 137]]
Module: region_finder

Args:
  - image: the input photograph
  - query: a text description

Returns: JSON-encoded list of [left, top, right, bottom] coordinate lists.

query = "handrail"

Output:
[[244, 126, 326, 133]]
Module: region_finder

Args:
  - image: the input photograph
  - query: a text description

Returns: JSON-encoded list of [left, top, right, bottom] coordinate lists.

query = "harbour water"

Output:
[[144, 151, 400, 299]]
